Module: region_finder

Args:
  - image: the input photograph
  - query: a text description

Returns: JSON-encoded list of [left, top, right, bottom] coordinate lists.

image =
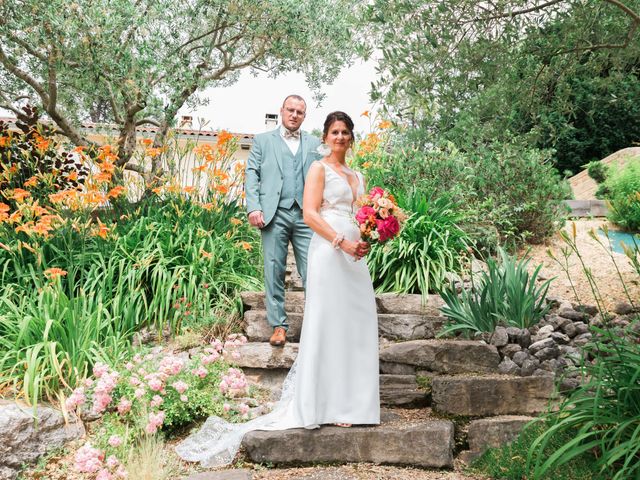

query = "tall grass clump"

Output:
[[438, 247, 552, 336]]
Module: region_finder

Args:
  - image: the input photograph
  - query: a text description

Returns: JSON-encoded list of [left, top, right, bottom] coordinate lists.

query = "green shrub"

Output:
[[438, 247, 552, 337], [586, 160, 608, 184], [367, 193, 470, 295], [527, 326, 640, 480], [605, 158, 640, 231]]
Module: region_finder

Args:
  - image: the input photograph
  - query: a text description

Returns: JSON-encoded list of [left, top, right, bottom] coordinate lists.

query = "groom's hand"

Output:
[[248, 210, 265, 229]]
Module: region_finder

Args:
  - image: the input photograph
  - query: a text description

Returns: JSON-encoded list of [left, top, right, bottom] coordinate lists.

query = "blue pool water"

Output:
[[599, 229, 639, 254]]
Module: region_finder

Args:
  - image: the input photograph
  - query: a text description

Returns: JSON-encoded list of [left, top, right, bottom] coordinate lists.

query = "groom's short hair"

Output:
[[282, 94, 306, 107]]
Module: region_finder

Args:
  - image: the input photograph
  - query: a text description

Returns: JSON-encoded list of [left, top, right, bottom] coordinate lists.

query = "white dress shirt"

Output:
[[280, 126, 301, 155]]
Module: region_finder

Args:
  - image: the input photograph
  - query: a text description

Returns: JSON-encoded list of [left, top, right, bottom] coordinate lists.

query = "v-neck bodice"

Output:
[[318, 161, 364, 217]]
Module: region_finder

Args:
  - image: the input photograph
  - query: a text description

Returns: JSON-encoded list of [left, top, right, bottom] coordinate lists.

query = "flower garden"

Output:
[[1, 1, 640, 479]]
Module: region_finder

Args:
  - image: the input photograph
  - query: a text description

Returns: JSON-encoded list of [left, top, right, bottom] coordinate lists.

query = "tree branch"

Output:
[[6, 33, 48, 62], [136, 118, 161, 127], [602, 0, 640, 23], [0, 44, 50, 104], [474, 0, 566, 22]]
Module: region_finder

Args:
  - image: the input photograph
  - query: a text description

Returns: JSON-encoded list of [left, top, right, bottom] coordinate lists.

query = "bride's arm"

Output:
[[303, 163, 362, 258]]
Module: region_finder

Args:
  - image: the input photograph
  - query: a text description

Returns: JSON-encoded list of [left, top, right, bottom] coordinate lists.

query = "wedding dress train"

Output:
[[176, 161, 379, 466]]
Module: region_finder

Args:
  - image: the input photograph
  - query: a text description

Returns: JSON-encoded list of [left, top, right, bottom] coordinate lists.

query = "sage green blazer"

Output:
[[245, 128, 322, 226]]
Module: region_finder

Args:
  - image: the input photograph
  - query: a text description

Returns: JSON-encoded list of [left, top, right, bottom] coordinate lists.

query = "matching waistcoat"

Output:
[[277, 137, 305, 209]]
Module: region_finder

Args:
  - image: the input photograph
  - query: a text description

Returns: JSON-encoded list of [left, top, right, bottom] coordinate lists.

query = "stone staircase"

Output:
[[230, 289, 556, 467]]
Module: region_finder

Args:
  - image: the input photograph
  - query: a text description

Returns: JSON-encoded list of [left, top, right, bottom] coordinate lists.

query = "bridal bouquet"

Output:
[[354, 187, 407, 243]]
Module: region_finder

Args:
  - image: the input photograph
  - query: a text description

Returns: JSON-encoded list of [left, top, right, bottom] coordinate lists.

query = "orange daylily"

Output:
[[361, 110, 370, 118], [44, 267, 67, 279], [200, 249, 213, 259], [0, 136, 11, 147], [145, 147, 162, 158], [92, 219, 111, 239], [201, 203, 215, 211], [141, 138, 153, 146], [217, 130, 233, 145], [10, 188, 30, 202], [183, 186, 196, 194], [93, 172, 112, 183], [214, 184, 229, 195], [107, 186, 126, 198], [237, 241, 252, 251], [67, 171, 79, 181], [378, 120, 392, 130], [192, 165, 207, 173], [24, 176, 38, 188], [230, 218, 242, 226]]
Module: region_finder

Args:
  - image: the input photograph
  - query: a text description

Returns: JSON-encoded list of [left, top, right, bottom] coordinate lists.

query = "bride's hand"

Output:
[[340, 239, 369, 260]]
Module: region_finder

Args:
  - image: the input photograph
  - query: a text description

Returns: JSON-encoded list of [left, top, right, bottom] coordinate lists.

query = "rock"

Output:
[[498, 357, 520, 375], [240, 291, 305, 312], [558, 307, 588, 321], [576, 304, 599, 316], [226, 343, 298, 369], [377, 314, 446, 341], [550, 332, 570, 345], [379, 361, 416, 375], [574, 322, 589, 335], [490, 327, 509, 347], [183, 470, 254, 480], [534, 346, 560, 361], [520, 358, 540, 376], [512, 350, 530, 367], [500, 344, 522, 358], [528, 338, 555, 355], [572, 332, 592, 347], [559, 377, 581, 393], [460, 415, 537, 463], [613, 301, 635, 315], [380, 375, 428, 408], [379, 340, 500, 374], [505, 327, 531, 348], [0, 401, 85, 479], [545, 295, 563, 309], [533, 325, 555, 342], [532, 369, 554, 378], [561, 322, 578, 338], [431, 375, 554, 416], [244, 311, 303, 342], [376, 293, 445, 316], [242, 421, 455, 468], [539, 359, 560, 373]]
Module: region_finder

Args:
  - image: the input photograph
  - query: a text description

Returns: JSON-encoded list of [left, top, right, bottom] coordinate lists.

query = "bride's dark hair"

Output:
[[322, 111, 354, 142]]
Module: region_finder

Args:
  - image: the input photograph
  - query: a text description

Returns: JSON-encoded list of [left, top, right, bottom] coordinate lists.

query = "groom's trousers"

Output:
[[261, 203, 312, 331]]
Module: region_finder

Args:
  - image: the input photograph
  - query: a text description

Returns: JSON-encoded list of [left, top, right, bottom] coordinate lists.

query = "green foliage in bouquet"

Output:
[[438, 247, 552, 337], [367, 193, 470, 296], [605, 158, 640, 231]]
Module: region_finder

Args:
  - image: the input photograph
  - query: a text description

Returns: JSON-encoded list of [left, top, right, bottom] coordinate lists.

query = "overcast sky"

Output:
[[182, 59, 379, 136]]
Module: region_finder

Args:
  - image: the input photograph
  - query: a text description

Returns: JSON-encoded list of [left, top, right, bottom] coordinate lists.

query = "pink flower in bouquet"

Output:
[[355, 205, 376, 225], [369, 186, 384, 199], [376, 216, 400, 242]]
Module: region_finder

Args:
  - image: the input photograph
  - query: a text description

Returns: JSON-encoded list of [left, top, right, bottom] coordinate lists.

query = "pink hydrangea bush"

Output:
[[66, 335, 254, 477]]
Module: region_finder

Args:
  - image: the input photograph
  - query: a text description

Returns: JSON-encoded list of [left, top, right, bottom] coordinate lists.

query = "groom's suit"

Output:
[[245, 127, 322, 330]]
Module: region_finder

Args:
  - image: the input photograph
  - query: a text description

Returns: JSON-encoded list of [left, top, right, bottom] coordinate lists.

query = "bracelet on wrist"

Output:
[[331, 233, 345, 250]]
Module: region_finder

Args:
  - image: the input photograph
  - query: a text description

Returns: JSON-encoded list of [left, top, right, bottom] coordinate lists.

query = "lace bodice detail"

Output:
[[319, 161, 364, 217]]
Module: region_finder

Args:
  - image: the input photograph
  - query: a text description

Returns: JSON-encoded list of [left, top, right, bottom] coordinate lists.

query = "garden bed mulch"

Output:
[[524, 219, 639, 310]]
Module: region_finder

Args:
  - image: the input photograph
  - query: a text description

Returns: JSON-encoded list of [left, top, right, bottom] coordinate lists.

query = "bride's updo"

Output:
[[322, 111, 355, 142]]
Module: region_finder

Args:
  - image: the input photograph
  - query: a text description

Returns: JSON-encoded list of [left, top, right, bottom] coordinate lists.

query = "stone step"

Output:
[[241, 417, 455, 468], [431, 375, 555, 416], [240, 291, 446, 316], [379, 339, 500, 375], [242, 367, 427, 408], [458, 415, 537, 463], [243, 310, 446, 342]]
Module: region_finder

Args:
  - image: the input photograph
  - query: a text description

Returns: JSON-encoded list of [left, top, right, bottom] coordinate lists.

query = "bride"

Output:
[[176, 111, 379, 466]]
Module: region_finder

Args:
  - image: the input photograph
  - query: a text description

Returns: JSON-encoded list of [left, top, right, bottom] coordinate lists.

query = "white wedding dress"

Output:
[[176, 161, 380, 466]]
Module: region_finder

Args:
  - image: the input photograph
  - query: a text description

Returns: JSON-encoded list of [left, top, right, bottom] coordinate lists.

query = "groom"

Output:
[[245, 95, 322, 347]]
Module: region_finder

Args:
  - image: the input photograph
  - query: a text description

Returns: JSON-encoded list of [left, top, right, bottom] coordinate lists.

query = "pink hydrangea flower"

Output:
[[93, 362, 109, 379], [150, 395, 164, 407], [145, 410, 165, 434], [106, 455, 120, 468], [147, 377, 163, 392], [117, 398, 132, 415], [65, 387, 86, 410], [134, 388, 145, 399], [108, 435, 123, 448], [180, 394, 188, 402], [159, 355, 184, 376], [171, 380, 189, 394], [239, 403, 249, 415], [74, 443, 104, 473], [192, 366, 208, 379], [96, 468, 113, 480]]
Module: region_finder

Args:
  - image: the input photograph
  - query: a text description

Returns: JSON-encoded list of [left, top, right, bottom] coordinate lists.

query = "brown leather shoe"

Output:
[[269, 327, 287, 347]]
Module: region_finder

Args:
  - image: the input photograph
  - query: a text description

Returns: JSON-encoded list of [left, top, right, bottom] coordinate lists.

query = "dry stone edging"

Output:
[[0, 401, 85, 480], [244, 310, 446, 342], [242, 419, 455, 468]]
